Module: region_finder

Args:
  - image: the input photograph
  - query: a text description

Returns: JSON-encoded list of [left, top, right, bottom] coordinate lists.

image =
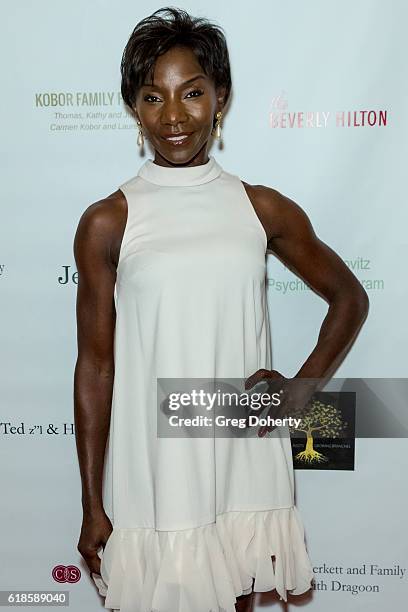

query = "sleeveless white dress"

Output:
[[91, 155, 314, 612]]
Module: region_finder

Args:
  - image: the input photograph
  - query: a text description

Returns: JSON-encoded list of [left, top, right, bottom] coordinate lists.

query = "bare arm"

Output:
[[73, 192, 125, 573], [244, 183, 369, 391]]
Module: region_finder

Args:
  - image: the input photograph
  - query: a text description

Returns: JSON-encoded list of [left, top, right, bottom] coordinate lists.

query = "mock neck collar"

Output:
[[137, 155, 222, 187]]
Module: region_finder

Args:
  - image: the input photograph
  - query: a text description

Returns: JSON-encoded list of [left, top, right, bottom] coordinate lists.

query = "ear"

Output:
[[215, 86, 227, 111]]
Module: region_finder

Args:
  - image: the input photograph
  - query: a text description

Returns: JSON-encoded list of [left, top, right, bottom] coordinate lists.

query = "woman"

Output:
[[74, 7, 369, 612]]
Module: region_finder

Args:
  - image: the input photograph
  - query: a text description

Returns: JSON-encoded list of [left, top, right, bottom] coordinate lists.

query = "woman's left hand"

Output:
[[244, 368, 317, 437]]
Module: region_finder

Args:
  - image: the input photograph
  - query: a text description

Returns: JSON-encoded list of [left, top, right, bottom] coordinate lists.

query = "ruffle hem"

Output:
[[91, 506, 314, 612]]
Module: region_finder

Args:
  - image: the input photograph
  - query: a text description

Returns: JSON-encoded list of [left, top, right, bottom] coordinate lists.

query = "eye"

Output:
[[186, 89, 204, 98], [143, 94, 161, 103]]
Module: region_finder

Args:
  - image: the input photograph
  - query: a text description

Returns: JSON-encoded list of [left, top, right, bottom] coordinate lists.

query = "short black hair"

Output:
[[120, 6, 232, 121]]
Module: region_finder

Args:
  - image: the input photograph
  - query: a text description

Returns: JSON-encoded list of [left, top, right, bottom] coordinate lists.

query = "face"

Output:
[[134, 45, 226, 167]]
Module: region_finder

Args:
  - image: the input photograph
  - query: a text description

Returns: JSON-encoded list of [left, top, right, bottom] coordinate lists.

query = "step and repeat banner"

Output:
[[1, 1, 407, 610]]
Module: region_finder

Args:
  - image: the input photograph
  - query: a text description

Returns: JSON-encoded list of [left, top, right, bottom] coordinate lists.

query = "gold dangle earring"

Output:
[[136, 120, 144, 147], [214, 111, 223, 139]]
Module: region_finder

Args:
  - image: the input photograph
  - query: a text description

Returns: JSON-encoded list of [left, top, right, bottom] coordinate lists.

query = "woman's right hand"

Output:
[[77, 509, 113, 577]]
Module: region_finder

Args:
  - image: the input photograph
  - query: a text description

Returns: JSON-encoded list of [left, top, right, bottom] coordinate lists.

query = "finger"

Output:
[[83, 546, 104, 575], [244, 369, 270, 390], [244, 406, 264, 427], [245, 368, 285, 390], [258, 422, 271, 437], [259, 424, 276, 437], [88, 554, 102, 575]]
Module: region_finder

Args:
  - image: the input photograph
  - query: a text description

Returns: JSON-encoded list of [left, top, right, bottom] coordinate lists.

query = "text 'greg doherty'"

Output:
[[35, 92, 122, 107]]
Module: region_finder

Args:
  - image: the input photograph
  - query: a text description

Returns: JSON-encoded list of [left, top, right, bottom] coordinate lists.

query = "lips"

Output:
[[161, 132, 193, 146]]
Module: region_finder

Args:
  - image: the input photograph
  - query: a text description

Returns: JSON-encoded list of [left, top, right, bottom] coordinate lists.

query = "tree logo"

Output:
[[290, 398, 348, 464]]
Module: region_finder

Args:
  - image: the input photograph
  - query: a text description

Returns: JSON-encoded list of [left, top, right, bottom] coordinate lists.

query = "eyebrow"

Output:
[[141, 74, 207, 88]]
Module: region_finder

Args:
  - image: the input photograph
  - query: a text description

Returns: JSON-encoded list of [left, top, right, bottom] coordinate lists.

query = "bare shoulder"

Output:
[[73, 189, 127, 268], [241, 180, 315, 243]]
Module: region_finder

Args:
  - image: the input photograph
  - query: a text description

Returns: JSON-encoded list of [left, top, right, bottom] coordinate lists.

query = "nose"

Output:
[[160, 98, 188, 126]]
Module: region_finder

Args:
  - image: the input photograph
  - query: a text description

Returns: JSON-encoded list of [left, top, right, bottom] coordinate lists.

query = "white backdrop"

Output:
[[1, 1, 407, 610]]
